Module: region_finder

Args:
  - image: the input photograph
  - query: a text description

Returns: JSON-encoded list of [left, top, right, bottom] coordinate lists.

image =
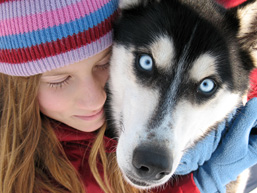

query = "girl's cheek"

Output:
[[37, 84, 75, 113]]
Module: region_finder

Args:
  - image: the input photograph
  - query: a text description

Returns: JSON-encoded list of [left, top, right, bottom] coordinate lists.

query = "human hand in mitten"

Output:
[[193, 97, 257, 193], [175, 117, 230, 175]]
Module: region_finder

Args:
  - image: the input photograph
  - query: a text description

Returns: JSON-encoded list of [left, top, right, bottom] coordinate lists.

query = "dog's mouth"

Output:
[[127, 175, 151, 187], [125, 173, 167, 189]]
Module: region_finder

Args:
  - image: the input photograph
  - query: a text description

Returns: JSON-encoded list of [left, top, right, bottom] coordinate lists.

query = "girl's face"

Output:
[[38, 48, 111, 132]]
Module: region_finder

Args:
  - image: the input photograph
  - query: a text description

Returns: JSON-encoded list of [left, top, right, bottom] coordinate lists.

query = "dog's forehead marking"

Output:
[[189, 54, 217, 82], [150, 35, 175, 71]]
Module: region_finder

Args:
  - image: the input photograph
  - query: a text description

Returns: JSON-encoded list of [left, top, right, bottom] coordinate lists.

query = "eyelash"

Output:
[[47, 62, 109, 88], [48, 76, 71, 88], [97, 62, 110, 70]]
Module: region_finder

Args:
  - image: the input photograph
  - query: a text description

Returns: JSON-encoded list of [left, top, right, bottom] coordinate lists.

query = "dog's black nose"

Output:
[[132, 146, 172, 181]]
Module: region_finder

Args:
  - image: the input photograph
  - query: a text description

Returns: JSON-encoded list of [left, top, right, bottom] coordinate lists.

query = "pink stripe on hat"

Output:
[[0, 0, 110, 36]]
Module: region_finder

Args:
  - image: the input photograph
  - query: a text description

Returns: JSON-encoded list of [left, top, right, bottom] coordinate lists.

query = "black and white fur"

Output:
[[106, 0, 257, 192]]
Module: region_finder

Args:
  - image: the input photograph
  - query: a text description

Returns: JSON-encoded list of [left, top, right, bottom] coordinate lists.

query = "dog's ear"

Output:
[[119, 0, 161, 9], [233, 0, 257, 67]]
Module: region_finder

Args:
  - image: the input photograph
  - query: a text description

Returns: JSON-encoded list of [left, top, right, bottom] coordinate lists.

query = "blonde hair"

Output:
[[0, 73, 143, 193]]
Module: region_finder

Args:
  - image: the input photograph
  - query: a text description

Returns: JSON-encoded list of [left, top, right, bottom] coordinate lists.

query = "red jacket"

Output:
[[54, 124, 114, 193], [216, 0, 247, 8], [248, 69, 257, 100]]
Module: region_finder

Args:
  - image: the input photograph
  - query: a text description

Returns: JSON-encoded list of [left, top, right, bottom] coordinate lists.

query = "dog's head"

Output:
[[107, 0, 257, 189]]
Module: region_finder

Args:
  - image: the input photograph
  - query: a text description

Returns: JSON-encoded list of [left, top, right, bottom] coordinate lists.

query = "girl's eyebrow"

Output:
[[42, 70, 69, 77], [97, 49, 112, 63]]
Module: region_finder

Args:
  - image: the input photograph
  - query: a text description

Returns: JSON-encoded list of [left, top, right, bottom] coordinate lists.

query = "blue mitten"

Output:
[[175, 118, 229, 175], [193, 97, 257, 193]]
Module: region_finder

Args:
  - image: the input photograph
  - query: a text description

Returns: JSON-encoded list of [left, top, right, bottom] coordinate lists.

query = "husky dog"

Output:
[[107, 0, 257, 191]]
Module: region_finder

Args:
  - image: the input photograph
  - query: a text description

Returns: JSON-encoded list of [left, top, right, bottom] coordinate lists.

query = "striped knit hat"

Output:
[[0, 0, 118, 76]]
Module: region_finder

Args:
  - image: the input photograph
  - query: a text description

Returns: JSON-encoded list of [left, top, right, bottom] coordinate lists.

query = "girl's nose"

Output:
[[76, 76, 107, 110]]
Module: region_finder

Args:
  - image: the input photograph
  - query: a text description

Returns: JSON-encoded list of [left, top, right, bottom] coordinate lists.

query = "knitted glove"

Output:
[[175, 117, 229, 175], [193, 97, 257, 193]]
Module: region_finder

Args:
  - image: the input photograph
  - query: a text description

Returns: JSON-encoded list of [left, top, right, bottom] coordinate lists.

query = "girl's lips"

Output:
[[74, 109, 104, 121]]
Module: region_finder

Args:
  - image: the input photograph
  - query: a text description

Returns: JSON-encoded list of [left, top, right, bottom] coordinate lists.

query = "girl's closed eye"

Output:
[[48, 76, 71, 88], [95, 52, 111, 71], [96, 62, 110, 71]]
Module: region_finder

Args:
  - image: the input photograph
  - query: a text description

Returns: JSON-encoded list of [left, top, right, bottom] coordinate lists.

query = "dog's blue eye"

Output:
[[138, 55, 153, 71], [199, 79, 216, 94]]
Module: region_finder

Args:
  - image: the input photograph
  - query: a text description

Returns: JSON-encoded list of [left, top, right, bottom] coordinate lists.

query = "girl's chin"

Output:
[[75, 119, 105, 133]]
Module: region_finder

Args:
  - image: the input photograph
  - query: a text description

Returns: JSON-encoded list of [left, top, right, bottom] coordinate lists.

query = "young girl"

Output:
[[0, 0, 139, 192], [1, 0, 257, 193]]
